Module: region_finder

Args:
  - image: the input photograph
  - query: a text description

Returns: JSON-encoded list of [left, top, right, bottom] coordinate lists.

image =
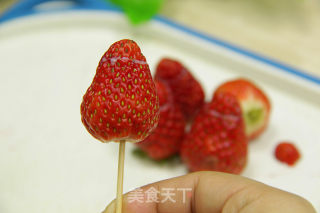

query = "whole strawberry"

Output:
[[181, 92, 247, 174], [215, 78, 271, 141], [136, 80, 186, 160], [155, 58, 204, 120], [81, 39, 160, 143]]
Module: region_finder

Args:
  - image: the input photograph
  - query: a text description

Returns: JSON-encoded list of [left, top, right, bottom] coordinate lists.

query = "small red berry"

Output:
[[274, 142, 300, 166]]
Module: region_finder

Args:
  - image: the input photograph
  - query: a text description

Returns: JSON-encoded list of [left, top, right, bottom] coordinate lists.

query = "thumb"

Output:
[[103, 171, 315, 213]]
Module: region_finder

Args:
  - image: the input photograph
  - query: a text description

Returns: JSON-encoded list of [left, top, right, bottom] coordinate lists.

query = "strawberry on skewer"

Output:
[[81, 39, 160, 213]]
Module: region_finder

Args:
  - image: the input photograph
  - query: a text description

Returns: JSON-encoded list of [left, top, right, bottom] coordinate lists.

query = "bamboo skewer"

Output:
[[116, 140, 126, 213]]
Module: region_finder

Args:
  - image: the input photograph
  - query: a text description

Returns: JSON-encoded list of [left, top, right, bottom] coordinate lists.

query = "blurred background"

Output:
[[1, 0, 320, 75]]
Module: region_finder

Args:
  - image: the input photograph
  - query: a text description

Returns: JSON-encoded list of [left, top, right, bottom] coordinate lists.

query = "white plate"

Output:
[[0, 11, 319, 213]]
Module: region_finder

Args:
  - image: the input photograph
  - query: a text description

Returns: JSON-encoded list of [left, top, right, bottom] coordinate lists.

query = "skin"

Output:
[[103, 171, 316, 213]]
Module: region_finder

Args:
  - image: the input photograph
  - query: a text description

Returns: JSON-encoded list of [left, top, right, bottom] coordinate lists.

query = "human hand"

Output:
[[103, 171, 315, 213]]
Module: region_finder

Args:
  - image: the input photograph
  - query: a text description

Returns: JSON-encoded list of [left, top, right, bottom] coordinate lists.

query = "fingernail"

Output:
[[102, 200, 115, 213]]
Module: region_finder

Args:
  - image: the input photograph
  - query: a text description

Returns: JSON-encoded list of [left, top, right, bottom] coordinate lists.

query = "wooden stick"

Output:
[[116, 140, 126, 213]]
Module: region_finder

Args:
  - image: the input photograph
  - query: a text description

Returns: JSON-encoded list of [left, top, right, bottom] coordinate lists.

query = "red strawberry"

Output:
[[275, 142, 300, 166], [136, 80, 186, 160], [155, 58, 205, 120], [81, 39, 160, 143], [215, 78, 271, 141], [181, 92, 248, 174]]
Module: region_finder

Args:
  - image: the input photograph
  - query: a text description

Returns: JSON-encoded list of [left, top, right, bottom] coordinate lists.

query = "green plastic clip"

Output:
[[110, 0, 164, 24]]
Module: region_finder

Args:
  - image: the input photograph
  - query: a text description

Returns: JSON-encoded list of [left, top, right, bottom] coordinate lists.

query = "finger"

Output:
[[103, 171, 316, 213], [103, 171, 254, 213]]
